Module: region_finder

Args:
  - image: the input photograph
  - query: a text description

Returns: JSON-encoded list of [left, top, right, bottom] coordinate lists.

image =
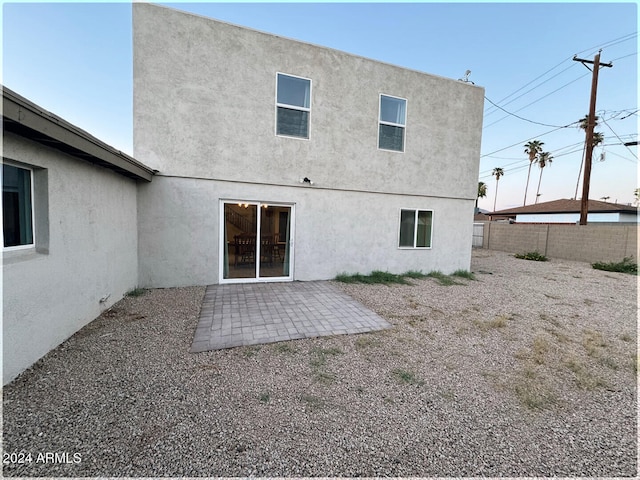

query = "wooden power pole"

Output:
[[573, 51, 612, 225]]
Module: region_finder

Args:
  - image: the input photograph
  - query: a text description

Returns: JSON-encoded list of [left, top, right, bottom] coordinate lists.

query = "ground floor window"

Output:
[[3, 163, 34, 248], [399, 209, 432, 248]]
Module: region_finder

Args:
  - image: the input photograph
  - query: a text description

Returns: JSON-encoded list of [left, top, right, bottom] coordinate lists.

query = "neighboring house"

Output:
[[133, 3, 484, 287], [2, 87, 154, 385], [488, 198, 638, 224]]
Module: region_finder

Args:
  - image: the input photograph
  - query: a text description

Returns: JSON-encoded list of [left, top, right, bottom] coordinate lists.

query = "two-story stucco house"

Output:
[[3, 3, 483, 385], [133, 3, 484, 287]]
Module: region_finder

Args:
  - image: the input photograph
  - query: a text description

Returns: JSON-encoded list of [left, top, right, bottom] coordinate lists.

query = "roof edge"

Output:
[[2, 86, 155, 182]]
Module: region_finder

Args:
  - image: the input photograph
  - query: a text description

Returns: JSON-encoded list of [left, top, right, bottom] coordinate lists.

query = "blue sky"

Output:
[[2, 1, 638, 209]]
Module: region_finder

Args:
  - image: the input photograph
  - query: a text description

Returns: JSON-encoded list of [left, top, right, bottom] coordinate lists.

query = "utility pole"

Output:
[[573, 50, 612, 225]]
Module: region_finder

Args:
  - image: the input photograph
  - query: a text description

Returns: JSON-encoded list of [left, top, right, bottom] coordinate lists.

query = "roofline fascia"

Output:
[[2, 87, 154, 182]]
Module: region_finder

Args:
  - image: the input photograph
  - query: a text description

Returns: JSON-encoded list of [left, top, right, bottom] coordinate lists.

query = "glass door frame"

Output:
[[219, 199, 295, 284]]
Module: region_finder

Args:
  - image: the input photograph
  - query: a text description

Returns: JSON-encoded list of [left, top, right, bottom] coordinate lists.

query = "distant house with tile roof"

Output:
[[488, 199, 638, 224]]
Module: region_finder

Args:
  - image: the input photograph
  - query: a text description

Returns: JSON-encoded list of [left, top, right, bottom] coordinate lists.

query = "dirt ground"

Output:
[[2, 249, 637, 477]]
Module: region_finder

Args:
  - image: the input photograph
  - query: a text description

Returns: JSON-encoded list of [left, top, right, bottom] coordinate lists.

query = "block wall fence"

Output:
[[479, 222, 638, 263]]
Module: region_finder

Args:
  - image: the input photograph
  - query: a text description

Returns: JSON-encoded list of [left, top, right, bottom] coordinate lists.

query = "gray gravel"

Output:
[[2, 249, 637, 477]]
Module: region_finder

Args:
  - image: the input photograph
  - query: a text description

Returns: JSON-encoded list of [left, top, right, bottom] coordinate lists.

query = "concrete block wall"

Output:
[[483, 223, 550, 254], [483, 222, 638, 263]]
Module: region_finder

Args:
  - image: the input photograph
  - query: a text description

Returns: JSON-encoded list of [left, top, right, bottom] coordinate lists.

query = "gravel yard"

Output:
[[2, 249, 637, 477]]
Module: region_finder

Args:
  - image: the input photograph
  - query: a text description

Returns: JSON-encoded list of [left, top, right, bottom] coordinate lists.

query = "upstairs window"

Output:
[[3, 163, 34, 249], [379, 94, 406, 152], [399, 209, 432, 248], [276, 73, 311, 139]]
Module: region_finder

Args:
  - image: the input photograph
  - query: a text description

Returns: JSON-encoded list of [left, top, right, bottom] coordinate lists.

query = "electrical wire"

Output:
[[480, 125, 570, 158], [483, 32, 636, 117], [482, 32, 637, 128], [601, 115, 639, 159], [483, 72, 591, 129], [484, 96, 577, 128], [483, 63, 580, 118]]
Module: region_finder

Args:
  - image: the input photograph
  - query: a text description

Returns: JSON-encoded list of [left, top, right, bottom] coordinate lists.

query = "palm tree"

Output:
[[593, 132, 604, 147], [574, 130, 605, 199], [476, 181, 487, 210], [523, 140, 544, 205], [535, 152, 553, 204], [492, 167, 504, 211], [578, 114, 600, 131]]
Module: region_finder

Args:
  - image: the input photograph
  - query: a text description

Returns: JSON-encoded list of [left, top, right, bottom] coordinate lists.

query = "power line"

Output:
[[483, 72, 590, 129], [578, 32, 638, 58], [483, 60, 578, 116], [480, 109, 635, 162], [483, 32, 637, 117], [484, 96, 577, 128], [480, 125, 569, 158], [483, 63, 580, 118], [601, 115, 638, 159], [606, 149, 639, 164], [482, 32, 637, 128]]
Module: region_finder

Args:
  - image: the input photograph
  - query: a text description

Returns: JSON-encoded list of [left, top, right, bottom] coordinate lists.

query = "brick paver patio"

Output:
[[190, 281, 391, 352]]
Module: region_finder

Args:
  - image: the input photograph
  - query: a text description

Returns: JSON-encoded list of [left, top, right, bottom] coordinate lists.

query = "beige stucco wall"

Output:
[[133, 3, 484, 286], [2, 132, 139, 385]]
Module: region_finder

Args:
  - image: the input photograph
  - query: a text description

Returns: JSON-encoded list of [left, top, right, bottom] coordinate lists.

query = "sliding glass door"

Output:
[[221, 201, 293, 282]]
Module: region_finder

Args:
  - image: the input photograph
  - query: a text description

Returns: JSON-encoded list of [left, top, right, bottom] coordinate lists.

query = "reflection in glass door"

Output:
[[222, 201, 293, 282]]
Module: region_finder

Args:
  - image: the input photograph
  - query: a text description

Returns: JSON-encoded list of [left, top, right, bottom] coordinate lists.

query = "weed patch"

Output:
[[451, 269, 476, 280], [243, 346, 261, 358], [314, 371, 336, 384], [582, 329, 607, 357], [273, 343, 298, 354], [426, 271, 463, 286], [532, 337, 549, 364], [513, 378, 557, 410], [563, 356, 609, 390], [391, 368, 424, 386], [335, 270, 431, 284], [355, 335, 381, 349], [403, 270, 429, 279], [514, 251, 548, 262], [592, 257, 637, 275], [335, 271, 410, 284], [126, 288, 146, 297], [301, 394, 325, 411], [543, 327, 570, 344], [309, 346, 343, 382], [258, 392, 270, 404], [336, 269, 468, 286], [514, 336, 549, 365], [473, 314, 510, 332]]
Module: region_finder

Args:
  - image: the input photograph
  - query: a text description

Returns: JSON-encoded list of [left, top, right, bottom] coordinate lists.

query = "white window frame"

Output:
[[2, 161, 36, 252], [397, 208, 433, 249], [378, 94, 407, 153], [275, 72, 312, 140]]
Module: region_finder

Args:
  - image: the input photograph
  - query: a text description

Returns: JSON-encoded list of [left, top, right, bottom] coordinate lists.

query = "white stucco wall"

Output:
[[137, 176, 474, 287], [133, 3, 484, 287], [515, 212, 633, 223], [2, 132, 139, 385]]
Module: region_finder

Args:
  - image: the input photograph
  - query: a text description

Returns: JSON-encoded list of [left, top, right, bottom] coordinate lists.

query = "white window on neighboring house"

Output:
[[399, 209, 432, 248], [379, 94, 406, 152], [276, 73, 311, 139], [3, 163, 34, 249]]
